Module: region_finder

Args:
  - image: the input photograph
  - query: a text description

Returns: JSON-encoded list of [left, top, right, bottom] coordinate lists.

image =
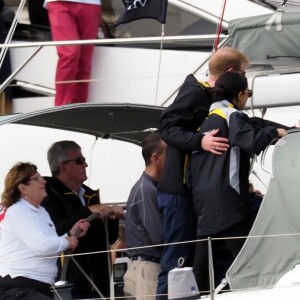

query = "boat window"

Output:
[[7, 0, 221, 49], [102, 0, 218, 39], [249, 0, 300, 12]]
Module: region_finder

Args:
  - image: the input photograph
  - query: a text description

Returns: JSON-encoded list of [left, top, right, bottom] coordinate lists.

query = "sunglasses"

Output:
[[243, 90, 253, 97], [62, 156, 86, 165]]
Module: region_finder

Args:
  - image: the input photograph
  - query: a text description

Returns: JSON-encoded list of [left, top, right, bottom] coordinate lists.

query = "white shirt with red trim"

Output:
[[0, 199, 69, 284]]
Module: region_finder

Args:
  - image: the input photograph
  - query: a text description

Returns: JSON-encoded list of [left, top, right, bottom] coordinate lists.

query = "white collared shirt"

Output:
[[44, 0, 101, 7], [0, 199, 69, 283], [75, 186, 86, 206]]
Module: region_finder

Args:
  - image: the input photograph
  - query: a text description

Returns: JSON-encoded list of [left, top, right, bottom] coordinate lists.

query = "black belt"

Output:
[[130, 255, 160, 263]]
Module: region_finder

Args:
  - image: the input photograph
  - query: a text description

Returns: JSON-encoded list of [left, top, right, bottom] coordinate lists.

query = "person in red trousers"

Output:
[[44, 0, 101, 106]]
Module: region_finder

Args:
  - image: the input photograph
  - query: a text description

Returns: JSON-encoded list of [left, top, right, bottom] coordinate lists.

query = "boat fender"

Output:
[[168, 257, 199, 300]]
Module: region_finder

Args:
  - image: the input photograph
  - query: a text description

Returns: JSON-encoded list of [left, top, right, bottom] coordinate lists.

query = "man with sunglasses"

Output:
[[42, 140, 124, 299]]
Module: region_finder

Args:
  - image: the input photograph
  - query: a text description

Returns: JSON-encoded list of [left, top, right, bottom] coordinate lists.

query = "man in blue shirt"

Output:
[[124, 133, 167, 299]]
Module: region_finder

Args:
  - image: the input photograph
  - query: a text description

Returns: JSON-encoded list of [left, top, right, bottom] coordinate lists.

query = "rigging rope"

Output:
[[214, 0, 227, 51]]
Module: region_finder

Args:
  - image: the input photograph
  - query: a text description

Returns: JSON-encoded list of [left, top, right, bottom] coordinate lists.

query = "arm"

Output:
[[42, 190, 91, 236], [8, 207, 69, 256], [249, 116, 291, 130], [229, 113, 279, 155], [159, 77, 210, 151], [142, 186, 163, 245], [160, 77, 229, 153]]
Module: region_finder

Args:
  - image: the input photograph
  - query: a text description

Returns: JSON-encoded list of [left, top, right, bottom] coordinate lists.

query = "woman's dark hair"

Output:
[[1, 162, 37, 208], [212, 71, 248, 102]]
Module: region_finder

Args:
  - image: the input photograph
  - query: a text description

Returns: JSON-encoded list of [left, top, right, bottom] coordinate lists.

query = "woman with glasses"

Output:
[[189, 71, 288, 294], [0, 162, 90, 300]]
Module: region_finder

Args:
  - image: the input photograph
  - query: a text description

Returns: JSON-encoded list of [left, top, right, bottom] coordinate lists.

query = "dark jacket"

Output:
[[42, 177, 119, 297], [189, 100, 278, 237], [158, 74, 211, 196], [0, 0, 4, 13], [28, 0, 50, 27]]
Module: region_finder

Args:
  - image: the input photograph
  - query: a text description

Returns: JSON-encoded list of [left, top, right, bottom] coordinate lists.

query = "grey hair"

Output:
[[47, 140, 81, 176]]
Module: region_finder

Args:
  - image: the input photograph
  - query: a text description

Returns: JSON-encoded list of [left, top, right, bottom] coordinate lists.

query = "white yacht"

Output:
[[3, 0, 299, 189], [2, 0, 299, 114], [1, 1, 300, 299]]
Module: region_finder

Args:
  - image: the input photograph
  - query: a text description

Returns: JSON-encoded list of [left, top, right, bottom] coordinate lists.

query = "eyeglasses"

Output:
[[29, 174, 44, 182], [243, 90, 253, 97], [61, 156, 86, 165]]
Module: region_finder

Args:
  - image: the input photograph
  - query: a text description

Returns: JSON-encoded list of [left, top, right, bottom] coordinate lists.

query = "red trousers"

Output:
[[47, 2, 101, 106]]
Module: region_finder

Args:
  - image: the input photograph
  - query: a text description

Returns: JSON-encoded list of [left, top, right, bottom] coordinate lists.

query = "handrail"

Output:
[[0, 34, 226, 96], [0, 34, 227, 49], [0, 46, 42, 93], [0, 0, 27, 69]]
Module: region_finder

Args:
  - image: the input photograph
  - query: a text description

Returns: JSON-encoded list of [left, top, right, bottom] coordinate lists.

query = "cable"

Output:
[[214, 0, 227, 51]]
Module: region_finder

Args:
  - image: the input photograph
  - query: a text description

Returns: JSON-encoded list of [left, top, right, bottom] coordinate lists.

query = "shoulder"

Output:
[[179, 74, 209, 93], [139, 174, 157, 197], [128, 173, 156, 196], [45, 177, 77, 198], [230, 110, 248, 121], [217, 103, 238, 119], [6, 201, 21, 213], [164, 76, 210, 114], [42, 178, 71, 208], [6, 201, 31, 219], [128, 174, 146, 193], [209, 102, 237, 119], [45, 176, 66, 191]]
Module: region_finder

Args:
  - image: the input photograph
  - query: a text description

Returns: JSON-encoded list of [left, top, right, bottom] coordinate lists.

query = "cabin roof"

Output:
[[0, 103, 163, 145]]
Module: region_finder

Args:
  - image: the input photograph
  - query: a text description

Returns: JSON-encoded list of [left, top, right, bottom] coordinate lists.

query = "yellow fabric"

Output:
[[198, 81, 210, 88], [183, 155, 189, 184], [60, 253, 64, 267], [209, 102, 234, 120], [209, 108, 227, 120]]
